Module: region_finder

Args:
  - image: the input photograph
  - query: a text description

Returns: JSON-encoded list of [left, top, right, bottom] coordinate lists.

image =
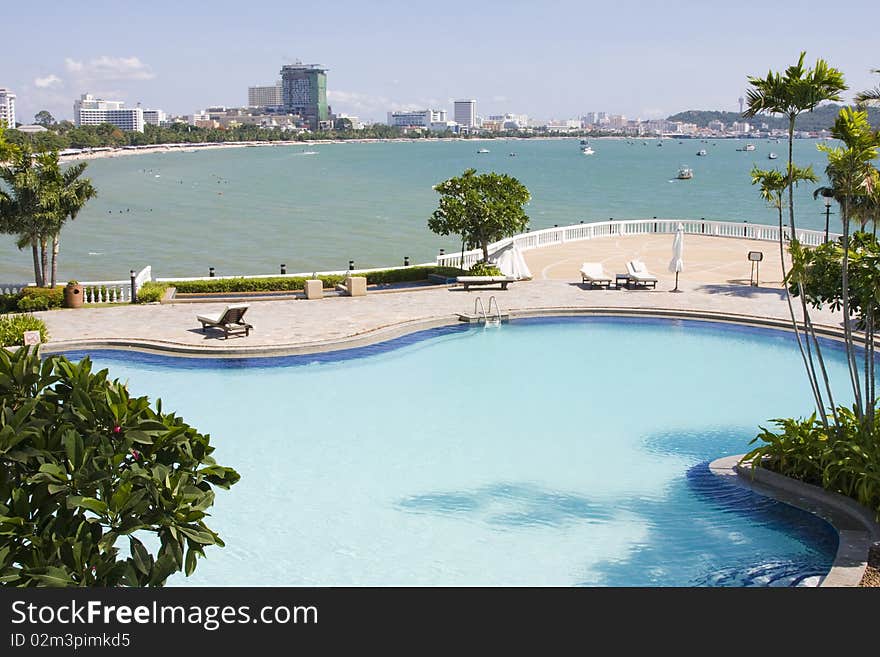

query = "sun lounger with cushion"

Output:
[[196, 304, 253, 338], [579, 262, 613, 288], [456, 276, 517, 290], [625, 260, 658, 289]]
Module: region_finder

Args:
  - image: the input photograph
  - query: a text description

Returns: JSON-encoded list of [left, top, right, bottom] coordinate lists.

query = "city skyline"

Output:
[[4, 0, 879, 125]]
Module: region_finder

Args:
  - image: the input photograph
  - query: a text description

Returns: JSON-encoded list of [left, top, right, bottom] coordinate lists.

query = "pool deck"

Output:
[[37, 233, 842, 356]]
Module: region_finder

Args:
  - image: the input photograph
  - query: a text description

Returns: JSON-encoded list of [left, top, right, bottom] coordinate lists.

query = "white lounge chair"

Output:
[[196, 304, 253, 338], [626, 260, 658, 289], [579, 262, 613, 288]]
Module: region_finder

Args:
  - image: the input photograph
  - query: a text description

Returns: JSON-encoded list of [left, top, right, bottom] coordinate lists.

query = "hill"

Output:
[[667, 104, 880, 131]]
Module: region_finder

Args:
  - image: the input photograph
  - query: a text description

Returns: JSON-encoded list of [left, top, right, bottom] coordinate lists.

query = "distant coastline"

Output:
[[56, 136, 575, 162], [56, 134, 764, 162]]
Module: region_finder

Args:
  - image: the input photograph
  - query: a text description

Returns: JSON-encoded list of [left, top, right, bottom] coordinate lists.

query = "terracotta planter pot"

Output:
[[64, 284, 84, 308]]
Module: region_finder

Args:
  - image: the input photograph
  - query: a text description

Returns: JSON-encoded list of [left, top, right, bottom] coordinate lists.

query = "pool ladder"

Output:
[[474, 296, 502, 327]]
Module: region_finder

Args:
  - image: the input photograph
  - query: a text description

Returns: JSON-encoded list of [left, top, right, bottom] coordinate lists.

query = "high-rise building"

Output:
[[280, 63, 328, 130], [454, 100, 476, 128], [74, 94, 144, 132], [248, 81, 283, 108], [0, 88, 16, 129], [142, 109, 167, 127]]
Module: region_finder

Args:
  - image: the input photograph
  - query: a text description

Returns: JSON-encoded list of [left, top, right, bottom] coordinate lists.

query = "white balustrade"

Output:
[[436, 218, 839, 268]]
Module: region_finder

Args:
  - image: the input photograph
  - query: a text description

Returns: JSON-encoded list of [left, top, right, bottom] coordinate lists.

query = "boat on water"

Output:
[[676, 165, 694, 180], [477, 148, 490, 154], [768, 152, 778, 160], [508, 152, 517, 157], [696, 149, 707, 156], [581, 146, 595, 155], [735, 143, 756, 152]]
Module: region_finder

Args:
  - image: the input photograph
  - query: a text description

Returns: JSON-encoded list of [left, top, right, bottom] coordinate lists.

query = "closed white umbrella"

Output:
[[668, 223, 684, 292]]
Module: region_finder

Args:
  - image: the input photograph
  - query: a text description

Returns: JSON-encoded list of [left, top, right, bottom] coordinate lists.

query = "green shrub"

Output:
[[0, 294, 20, 314], [0, 347, 240, 586], [136, 281, 169, 303], [743, 405, 880, 519], [468, 262, 502, 276], [17, 286, 63, 311], [0, 313, 48, 346], [169, 266, 465, 294]]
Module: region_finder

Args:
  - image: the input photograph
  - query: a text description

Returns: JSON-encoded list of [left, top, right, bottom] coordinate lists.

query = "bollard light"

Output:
[[280, 264, 287, 275], [349, 260, 354, 271], [439, 249, 445, 256], [130, 270, 137, 304], [209, 267, 215, 277], [404, 256, 410, 266]]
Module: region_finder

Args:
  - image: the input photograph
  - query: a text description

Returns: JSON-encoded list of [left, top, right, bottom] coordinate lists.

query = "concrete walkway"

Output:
[[37, 234, 840, 356]]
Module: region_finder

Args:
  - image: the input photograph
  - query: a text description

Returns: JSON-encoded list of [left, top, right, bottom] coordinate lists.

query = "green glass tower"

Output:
[[280, 63, 328, 130]]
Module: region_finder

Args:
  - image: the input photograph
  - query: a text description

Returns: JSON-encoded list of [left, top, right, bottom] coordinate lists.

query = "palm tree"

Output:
[[818, 108, 880, 423], [854, 69, 880, 106], [0, 148, 55, 287], [751, 165, 837, 427], [39, 157, 96, 287], [744, 52, 847, 237]]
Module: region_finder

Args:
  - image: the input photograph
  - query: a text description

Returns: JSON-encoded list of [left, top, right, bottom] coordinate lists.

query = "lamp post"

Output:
[[824, 198, 834, 243]]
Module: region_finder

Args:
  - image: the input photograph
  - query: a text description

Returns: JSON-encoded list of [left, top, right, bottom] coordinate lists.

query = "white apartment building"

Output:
[[387, 109, 447, 127], [0, 88, 16, 129], [707, 120, 725, 132], [453, 100, 475, 128], [248, 82, 283, 108], [142, 109, 167, 127], [74, 94, 144, 132], [731, 121, 751, 134]]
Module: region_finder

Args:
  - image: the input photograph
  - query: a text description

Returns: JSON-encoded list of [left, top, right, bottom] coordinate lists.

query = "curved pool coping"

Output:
[[39, 306, 879, 586], [37, 305, 853, 359], [710, 455, 880, 587]]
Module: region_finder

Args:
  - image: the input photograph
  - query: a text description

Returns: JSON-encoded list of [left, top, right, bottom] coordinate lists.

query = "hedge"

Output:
[[0, 313, 48, 347], [0, 287, 64, 312], [136, 281, 169, 303], [168, 266, 465, 294]]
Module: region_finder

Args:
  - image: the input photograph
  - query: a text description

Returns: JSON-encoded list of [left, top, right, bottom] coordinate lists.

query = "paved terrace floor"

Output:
[[38, 234, 841, 355]]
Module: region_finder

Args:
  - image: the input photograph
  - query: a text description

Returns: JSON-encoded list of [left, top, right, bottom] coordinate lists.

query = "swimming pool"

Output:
[[69, 317, 845, 586]]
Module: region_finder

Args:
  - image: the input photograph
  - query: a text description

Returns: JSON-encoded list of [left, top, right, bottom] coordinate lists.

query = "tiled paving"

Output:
[[38, 234, 842, 355]]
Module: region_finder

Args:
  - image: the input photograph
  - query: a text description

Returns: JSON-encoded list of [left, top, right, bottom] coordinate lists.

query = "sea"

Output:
[[0, 137, 837, 282]]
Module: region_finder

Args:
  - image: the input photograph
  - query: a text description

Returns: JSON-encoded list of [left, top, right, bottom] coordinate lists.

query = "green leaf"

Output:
[[67, 496, 108, 515]]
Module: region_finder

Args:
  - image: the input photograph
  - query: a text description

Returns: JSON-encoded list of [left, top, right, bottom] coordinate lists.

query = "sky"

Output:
[[3, 0, 879, 125]]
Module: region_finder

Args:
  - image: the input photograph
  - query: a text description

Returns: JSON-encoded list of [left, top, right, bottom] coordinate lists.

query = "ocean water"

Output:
[[73, 317, 842, 586], [0, 138, 834, 282]]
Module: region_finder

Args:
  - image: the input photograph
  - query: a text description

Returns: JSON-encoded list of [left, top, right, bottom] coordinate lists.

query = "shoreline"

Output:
[[55, 134, 759, 163]]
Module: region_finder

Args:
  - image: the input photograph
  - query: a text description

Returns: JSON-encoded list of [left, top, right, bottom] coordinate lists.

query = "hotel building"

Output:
[[74, 94, 144, 132], [0, 88, 16, 129], [454, 99, 476, 128], [280, 63, 328, 130], [248, 81, 283, 108]]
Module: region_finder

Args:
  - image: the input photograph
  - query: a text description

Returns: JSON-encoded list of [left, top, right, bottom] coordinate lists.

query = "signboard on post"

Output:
[[22, 330, 42, 346], [748, 251, 763, 286]]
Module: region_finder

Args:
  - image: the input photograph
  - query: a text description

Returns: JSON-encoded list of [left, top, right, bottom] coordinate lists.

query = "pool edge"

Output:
[[37, 306, 850, 359], [710, 454, 880, 588]]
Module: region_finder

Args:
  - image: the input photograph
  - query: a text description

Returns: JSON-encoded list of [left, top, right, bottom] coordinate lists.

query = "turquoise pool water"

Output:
[[71, 317, 842, 586]]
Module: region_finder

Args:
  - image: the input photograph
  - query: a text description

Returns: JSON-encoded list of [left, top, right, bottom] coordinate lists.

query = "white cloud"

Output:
[[327, 89, 425, 119], [64, 56, 155, 82], [34, 74, 62, 88]]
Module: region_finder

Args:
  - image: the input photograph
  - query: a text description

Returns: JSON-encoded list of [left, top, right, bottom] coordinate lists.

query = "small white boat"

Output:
[[581, 146, 595, 155], [477, 148, 490, 154], [768, 152, 778, 160], [696, 149, 707, 156], [676, 165, 693, 180], [744, 143, 756, 151]]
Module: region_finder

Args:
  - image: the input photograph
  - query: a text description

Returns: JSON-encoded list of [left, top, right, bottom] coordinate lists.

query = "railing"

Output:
[[436, 218, 840, 269], [1, 266, 152, 305]]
